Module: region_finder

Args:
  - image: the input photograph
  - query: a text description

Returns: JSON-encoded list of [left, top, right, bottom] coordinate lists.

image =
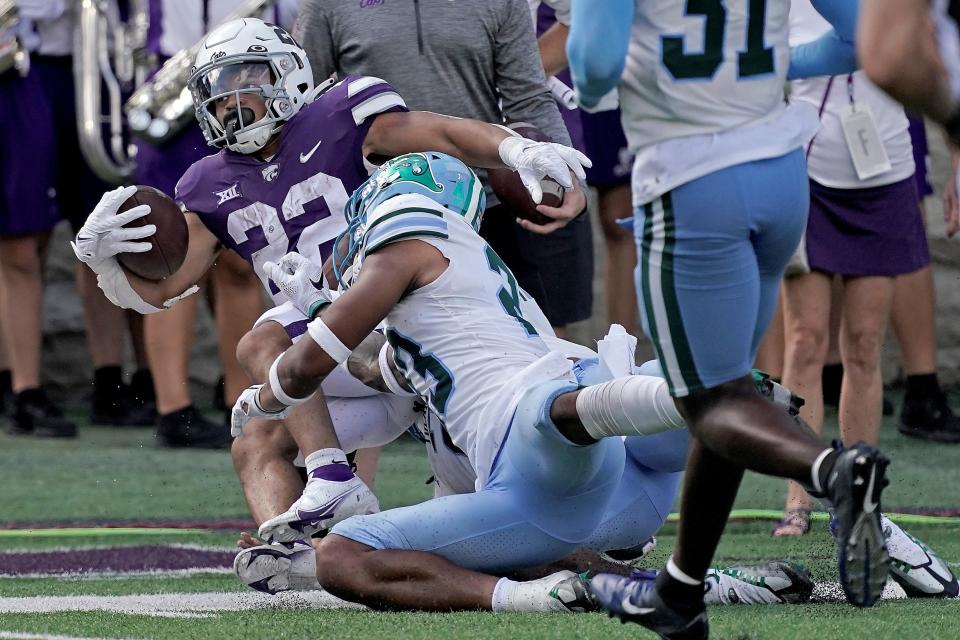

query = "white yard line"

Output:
[[0, 568, 233, 580], [0, 632, 140, 640], [0, 591, 364, 617]]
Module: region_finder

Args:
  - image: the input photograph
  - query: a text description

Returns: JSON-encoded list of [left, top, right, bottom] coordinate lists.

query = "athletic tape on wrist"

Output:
[[92, 256, 163, 315], [306, 317, 352, 364], [378, 341, 416, 397], [268, 353, 314, 407]]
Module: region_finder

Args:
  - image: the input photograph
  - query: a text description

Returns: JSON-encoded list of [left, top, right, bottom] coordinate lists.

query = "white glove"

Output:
[[72, 185, 198, 314], [231, 385, 291, 437], [498, 136, 592, 204], [264, 252, 334, 319], [72, 185, 156, 268]]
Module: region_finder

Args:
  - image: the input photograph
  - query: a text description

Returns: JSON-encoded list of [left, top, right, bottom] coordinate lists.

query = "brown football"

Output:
[[116, 186, 188, 281], [487, 122, 566, 225]]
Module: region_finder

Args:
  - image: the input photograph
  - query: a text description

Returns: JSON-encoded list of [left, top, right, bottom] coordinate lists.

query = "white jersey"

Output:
[[789, 0, 914, 189], [621, 0, 820, 205], [353, 193, 575, 486]]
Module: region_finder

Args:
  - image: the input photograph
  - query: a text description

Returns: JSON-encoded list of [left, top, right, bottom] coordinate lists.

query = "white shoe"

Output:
[[704, 561, 814, 605], [883, 516, 959, 598], [504, 571, 595, 613], [258, 474, 380, 543], [233, 541, 321, 594]]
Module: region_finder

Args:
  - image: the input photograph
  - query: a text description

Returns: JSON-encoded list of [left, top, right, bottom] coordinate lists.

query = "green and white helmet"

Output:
[[333, 152, 486, 287]]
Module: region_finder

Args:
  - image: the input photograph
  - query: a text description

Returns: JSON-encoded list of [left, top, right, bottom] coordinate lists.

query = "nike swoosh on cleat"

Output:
[[300, 140, 322, 163], [619, 596, 655, 616], [862, 466, 878, 513]]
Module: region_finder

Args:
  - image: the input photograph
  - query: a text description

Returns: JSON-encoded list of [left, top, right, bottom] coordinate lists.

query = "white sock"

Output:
[[667, 557, 702, 585], [491, 577, 518, 613], [303, 448, 349, 475], [576, 375, 686, 440]]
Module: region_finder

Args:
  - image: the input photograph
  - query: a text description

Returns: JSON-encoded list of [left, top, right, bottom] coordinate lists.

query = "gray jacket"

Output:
[[293, 0, 571, 148]]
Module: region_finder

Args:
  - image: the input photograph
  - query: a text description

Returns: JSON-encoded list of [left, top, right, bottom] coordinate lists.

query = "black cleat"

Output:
[[90, 388, 157, 427], [155, 405, 231, 449], [7, 388, 77, 438], [592, 571, 708, 640], [898, 395, 960, 443], [824, 442, 890, 607]]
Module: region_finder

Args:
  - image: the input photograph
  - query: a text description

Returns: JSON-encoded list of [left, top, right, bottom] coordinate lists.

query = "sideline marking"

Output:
[[0, 633, 139, 640], [0, 591, 363, 616], [2, 510, 958, 539]]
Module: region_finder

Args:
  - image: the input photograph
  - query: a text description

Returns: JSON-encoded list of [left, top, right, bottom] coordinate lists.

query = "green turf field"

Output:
[[1, 397, 958, 639]]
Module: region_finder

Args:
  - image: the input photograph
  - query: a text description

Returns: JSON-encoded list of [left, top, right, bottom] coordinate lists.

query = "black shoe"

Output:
[[592, 570, 708, 639], [824, 442, 890, 607], [155, 405, 231, 449], [0, 370, 11, 417], [7, 388, 77, 438], [898, 394, 960, 443], [90, 389, 157, 427], [213, 375, 226, 411]]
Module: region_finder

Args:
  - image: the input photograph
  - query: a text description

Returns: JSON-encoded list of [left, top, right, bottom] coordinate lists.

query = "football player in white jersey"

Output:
[[567, 0, 890, 635], [229, 152, 727, 612], [73, 19, 593, 547]]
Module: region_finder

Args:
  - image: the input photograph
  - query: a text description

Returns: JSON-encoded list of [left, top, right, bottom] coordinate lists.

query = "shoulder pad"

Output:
[[361, 194, 450, 255]]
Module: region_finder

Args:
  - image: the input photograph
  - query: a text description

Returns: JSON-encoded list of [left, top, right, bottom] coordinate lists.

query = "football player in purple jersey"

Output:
[[72, 18, 591, 543]]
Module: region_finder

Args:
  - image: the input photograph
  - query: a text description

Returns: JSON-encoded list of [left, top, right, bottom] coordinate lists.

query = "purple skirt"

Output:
[[806, 177, 929, 277], [580, 108, 632, 188]]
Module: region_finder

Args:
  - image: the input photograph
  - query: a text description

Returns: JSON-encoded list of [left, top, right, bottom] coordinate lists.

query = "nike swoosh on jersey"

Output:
[[620, 595, 656, 616], [300, 140, 322, 163]]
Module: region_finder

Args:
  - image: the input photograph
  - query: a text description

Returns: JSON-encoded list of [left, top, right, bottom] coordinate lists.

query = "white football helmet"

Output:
[[188, 18, 314, 154]]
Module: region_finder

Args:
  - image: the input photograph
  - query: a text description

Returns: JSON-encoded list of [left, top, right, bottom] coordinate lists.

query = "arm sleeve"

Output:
[[494, 0, 572, 146], [294, 0, 339, 85], [567, 0, 632, 108], [788, 0, 859, 79]]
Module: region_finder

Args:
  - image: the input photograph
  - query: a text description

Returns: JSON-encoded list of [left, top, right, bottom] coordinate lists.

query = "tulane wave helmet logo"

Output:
[[375, 154, 444, 193]]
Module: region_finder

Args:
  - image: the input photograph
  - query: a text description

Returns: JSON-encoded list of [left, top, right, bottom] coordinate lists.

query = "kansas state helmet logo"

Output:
[[262, 164, 279, 182]]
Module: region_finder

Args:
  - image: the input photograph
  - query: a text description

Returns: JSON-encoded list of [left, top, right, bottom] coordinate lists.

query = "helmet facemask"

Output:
[[189, 51, 307, 154]]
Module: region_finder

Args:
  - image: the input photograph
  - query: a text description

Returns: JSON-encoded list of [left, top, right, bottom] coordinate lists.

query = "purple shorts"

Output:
[[135, 125, 211, 198], [907, 113, 933, 198], [0, 69, 59, 236], [806, 177, 930, 277], [580, 108, 632, 188], [31, 56, 113, 231]]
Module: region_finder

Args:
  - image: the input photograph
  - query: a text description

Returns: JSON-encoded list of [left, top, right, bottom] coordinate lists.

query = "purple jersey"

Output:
[[176, 75, 407, 303]]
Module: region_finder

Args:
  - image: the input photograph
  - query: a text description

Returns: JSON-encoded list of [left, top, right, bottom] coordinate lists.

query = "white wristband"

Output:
[[378, 341, 416, 397], [306, 317, 352, 364], [268, 353, 314, 407]]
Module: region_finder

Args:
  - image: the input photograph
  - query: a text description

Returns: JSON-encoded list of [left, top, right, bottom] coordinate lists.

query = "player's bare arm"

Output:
[[256, 241, 443, 410], [858, 0, 956, 125], [364, 110, 589, 226], [125, 212, 221, 306], [73, 186, 220, 313]]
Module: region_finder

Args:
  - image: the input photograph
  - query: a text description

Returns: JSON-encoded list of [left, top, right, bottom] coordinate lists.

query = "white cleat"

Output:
[[258, 474, 380, 543], [884, 515, 960, 598], [233, 541, 321, 594], [504, 571, 595, 613], [704, 561, 814, 605]]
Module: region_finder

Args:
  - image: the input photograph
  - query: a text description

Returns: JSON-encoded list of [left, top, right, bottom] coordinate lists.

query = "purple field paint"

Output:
[[0, 545, 234, 575], [0, 518, 255, 531]]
